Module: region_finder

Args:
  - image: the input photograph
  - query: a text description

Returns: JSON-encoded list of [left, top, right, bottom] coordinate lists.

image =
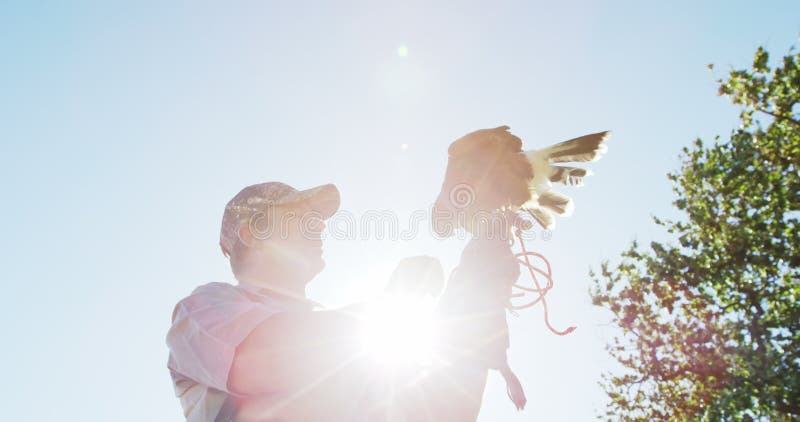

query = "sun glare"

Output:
[[360, 295, 437, 366], [396, 44, 409, 58]]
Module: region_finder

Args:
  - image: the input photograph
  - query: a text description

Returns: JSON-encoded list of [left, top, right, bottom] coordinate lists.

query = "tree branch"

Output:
[[756, 108, 800, 127], [776, 401, 800, 416]]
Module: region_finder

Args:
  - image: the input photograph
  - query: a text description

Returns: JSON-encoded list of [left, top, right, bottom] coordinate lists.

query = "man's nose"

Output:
[[431, 202, 455, 238]]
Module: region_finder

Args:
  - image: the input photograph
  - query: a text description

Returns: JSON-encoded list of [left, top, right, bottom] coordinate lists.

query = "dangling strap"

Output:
[[499, 360, 527, 410], [511, 228, 577, 336]]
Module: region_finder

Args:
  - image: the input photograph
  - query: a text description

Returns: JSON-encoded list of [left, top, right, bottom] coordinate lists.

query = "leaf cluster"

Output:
[[592, 46, 800, 420]]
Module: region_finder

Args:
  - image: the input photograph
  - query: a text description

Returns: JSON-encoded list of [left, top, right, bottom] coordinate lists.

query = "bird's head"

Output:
[[432, 126, 534, 237]]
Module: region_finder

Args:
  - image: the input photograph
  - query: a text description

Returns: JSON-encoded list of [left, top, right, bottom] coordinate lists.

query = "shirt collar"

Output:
[[236, 281, 323, 311]]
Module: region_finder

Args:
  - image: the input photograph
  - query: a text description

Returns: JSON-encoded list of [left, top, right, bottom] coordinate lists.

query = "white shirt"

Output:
[[166, 282, 316, 421]]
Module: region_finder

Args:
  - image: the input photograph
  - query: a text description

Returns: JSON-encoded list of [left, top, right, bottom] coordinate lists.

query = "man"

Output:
[[166, 181, 519, 421]]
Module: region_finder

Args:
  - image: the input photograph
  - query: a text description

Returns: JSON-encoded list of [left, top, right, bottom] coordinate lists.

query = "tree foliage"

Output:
[[591, 46, 800, 420]]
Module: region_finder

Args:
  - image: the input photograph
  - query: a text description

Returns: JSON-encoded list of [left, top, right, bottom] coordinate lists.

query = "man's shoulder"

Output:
[[190, 281, 242, 296], [171, 282, 249, 318]]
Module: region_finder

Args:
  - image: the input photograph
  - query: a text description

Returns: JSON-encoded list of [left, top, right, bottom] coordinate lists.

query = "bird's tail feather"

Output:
[[525, 207, 555, 230], [537, 191, 574, 216]]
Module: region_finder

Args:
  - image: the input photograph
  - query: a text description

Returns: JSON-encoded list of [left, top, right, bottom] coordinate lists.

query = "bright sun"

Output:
[[360, 295, 438, 366]]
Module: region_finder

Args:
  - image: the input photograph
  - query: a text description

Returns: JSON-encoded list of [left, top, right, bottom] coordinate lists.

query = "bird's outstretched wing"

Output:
[[540, 131, 610, 163], [520, 131, 610, 229]]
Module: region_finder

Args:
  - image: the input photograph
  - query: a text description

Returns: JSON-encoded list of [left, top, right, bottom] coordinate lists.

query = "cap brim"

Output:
[[283, 183, 341, 219]]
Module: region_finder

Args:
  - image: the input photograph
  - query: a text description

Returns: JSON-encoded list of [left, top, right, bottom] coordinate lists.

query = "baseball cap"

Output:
[[219, 182, 340, 258]]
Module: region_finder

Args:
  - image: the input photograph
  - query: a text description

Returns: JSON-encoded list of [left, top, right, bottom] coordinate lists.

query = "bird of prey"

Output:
[[432, 126, 610, 236]]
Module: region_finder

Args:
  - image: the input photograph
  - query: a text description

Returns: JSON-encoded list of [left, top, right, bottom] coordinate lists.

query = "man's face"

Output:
[[246, 201, 327, 284]]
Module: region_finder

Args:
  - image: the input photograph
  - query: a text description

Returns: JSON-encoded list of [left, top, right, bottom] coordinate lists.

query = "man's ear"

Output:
[[237, 222, 256, 248]]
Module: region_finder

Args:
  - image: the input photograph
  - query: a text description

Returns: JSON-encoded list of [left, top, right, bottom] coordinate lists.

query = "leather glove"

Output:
[[436, 234, 520, 369]]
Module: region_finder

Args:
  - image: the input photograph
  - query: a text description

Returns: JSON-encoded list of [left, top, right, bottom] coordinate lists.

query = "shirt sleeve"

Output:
[[166, 282, 279, 393]]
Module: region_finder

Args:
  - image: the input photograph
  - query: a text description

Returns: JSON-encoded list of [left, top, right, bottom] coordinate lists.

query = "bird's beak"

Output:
[[431, 198, 455, 238]]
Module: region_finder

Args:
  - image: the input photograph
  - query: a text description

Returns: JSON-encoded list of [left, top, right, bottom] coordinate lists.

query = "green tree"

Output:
[[591, 45, 800, 420]]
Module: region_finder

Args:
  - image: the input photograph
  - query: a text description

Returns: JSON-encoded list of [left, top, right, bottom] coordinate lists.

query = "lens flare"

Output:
[[360, 295, 436, 366]]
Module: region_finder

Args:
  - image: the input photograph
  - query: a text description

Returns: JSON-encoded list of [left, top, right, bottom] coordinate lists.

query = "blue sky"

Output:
[[2, 1, 798, 420]]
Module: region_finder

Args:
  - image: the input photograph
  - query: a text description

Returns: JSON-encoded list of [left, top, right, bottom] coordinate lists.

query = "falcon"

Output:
[[432, 125, 610, 236]]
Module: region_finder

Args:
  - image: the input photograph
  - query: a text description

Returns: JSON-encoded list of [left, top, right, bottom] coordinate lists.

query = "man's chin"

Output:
[[298, 254, 325, 280], [310, 255, 325, 271]]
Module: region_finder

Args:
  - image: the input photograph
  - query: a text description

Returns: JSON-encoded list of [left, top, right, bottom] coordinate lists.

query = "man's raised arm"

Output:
[[381, 235, 520, 422]]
